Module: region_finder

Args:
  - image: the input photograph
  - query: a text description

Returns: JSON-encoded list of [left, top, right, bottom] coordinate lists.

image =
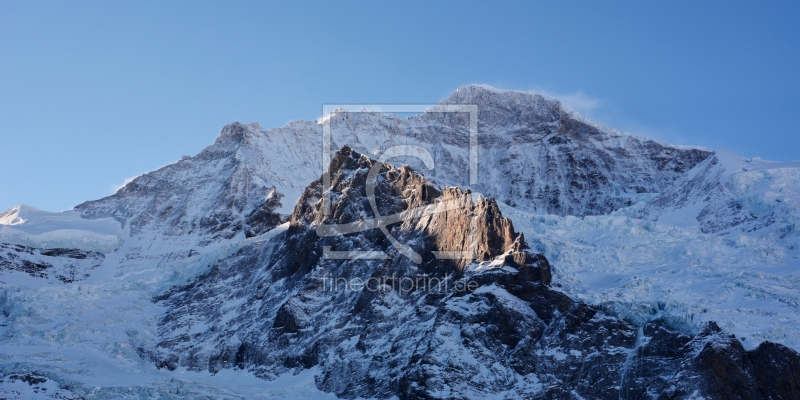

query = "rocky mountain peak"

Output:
[[4, 85, 800, 398], [214, 121, 262, 146], [291, 145, 532, 272], [444, 84, 561, 110], [149, 144, 800, 399], [440, 84, 565, 128]]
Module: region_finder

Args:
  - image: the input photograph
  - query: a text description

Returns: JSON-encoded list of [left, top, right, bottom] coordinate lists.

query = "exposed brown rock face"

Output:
[[290, 145, 441, 228], [153, 146, 800, 400], [408, 186, 518, 265], [747, 341, 800, 398], [290, 145, 535, 275], [618, 321, 800, 400]]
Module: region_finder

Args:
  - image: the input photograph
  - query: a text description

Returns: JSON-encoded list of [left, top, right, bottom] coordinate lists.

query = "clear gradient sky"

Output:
[[1, 1, 798, 212]]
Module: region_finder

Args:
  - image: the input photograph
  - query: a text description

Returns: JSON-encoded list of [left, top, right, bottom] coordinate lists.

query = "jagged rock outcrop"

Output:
[[153, 147, 800, 399], [619, 321, 800, 399]]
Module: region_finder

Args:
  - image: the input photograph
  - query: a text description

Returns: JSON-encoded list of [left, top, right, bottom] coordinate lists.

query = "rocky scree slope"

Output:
[[152, 147, 800, 399]]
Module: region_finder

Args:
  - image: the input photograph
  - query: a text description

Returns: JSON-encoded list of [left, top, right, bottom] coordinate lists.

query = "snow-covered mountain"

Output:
[[75, 85, 794, 243], [151, 146, 800, 399], [1, 85, 799, 398]]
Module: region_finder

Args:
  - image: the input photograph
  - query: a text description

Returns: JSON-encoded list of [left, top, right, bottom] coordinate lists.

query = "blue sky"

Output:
[[1, 1, 798, 212]]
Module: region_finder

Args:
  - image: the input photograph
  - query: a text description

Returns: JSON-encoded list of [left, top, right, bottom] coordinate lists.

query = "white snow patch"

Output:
[[0, 206, 122, 252]]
